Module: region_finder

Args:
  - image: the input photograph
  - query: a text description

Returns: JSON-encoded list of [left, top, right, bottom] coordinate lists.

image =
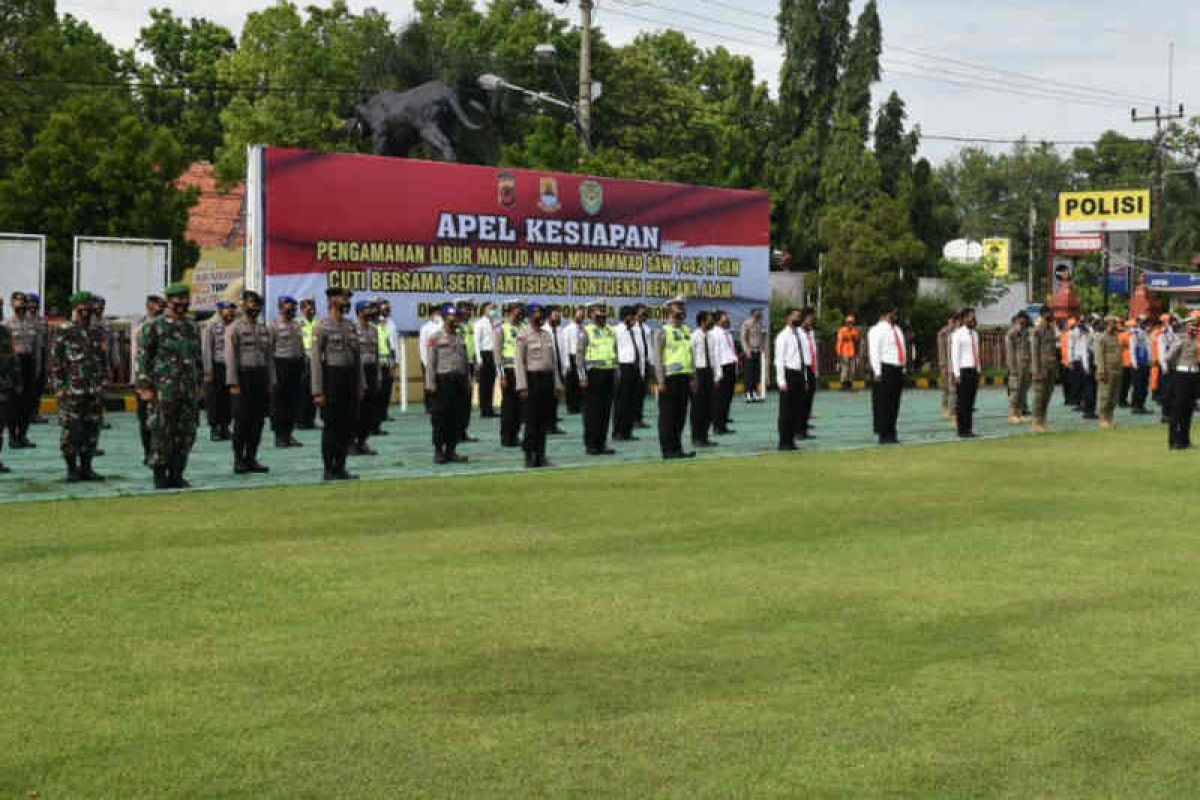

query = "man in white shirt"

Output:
[[868, 306, 907, 445], [546, 305, 568, 433], [774, 307, 806, 451], [709, 310, 739, 435], [377, 298, 400, 426], [634, 303, 654, 429], [418, 306, 444, 413], [796, 308, 819, 439], [690, 310, 717, 447], [560, 306, 586, 414], [1071, 318, 1098, 420], [950, 307, 982, 438], [1130, 315, 1152, 414], [473, 301, 498, 418], [612, 305, 644, 441]]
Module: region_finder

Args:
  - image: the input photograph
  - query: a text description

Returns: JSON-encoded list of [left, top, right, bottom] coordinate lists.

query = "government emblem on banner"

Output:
[[580, 180, 604, 216], [497, 172, 516, 207], [537, 177, 561, 213]]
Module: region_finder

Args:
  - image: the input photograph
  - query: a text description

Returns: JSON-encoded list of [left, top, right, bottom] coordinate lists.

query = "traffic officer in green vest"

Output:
[[455, 298, 479, 444], [496, 298, 526, 447], [576, 299, 617, 455], [298, 298, 318, 429], [654, 296, 696, 460], [373, 297, 397, 436]]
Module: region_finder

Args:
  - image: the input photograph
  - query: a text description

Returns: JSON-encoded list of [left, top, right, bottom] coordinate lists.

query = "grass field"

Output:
[[3, 424, 1200, 796]]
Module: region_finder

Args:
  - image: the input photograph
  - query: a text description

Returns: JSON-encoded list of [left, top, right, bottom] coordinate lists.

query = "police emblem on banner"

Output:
[[537, 177, 561, 213], [580, 180, 604, 216], [497, 172, 516, 207]]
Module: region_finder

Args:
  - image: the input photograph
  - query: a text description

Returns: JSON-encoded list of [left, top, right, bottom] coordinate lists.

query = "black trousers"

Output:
[[232, 368, 269, 462], [1064, 362, 1078, 405], [478, 351, 497, 416], [522, 371, 555, 458], [1120, 366, 1132, 405], [565, 356, 582, 413], [136, 396, 151, 459], [320, 365, 356, 472], [500, 367, 521, 445], [8, 354, 36, 441], [583, 368, 615, 450], [637, 364, 652, 423], [299, 360, 316, 427], [744, 350, 762, 395], [613, 363, 642, 438], [1078, 368, 1097, 415], [456, 369, 472, 441], [1161, 370, 1175, 420], [658, 374, 691, 456], [207, 371, 231, 429], [956, 368, 979, 435], [272, 357, 304, 440], [713, 363, 736, 430], [778, 369, 806, 446], [431, 373, 467, 455], [1169, 371, 1196, 448], [356, 366, 379, 444], [1131, 365, 1150, 410], [798, 369, 816, 436], [691, 367, 714, 443], [873, 364, 904, 441], [378, 362, 394, 425]]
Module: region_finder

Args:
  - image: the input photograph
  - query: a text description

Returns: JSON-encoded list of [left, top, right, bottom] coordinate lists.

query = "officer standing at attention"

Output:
[[546, 305, 569, 434], [835, 315, 859, 392], [130, 294, 166, 463], [351, 300, 381, 457], [1157, 313, 1179, 424], [1095, 316, 1124, 429], [26, 292, 49, 425], [51, 291, 106, 482], [710, 310, 738, 435], [689, 310, 717, 449], [311, 287, 362, 481], [612, 305, 643, 442], [418, 304, 443, 414], [298, 298, 319, 429], [1029, 306, 1060, 433], [473, 301, 499, 418], [937, 311, 960, 424], [497, 299, 526, 447], [8, 292, 39, 448], [1165, 314, 1199, 450], [868, 307, 907, 445], [426, 302, 469, 464], [577, 300, 618, 456], [740, 308, 766, 402], [1005, 311, 1032, 424], [774, 307, 806, 451], [375, 298, 399, 433], [226, 290, 274, 473], [137, 283, 203, 490], [515, 302, 563, 468], [271, 295, 305, 448], [455, 298, 479, 444], [654, 296, 696, 460], [560, 305, 586, 414], [203, 301, 235, 441], [950, 307, 982, 439], [0, 298, 19, 473]]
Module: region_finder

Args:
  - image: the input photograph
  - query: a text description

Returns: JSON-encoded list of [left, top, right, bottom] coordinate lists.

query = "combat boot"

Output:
[[245, 446, 270, 473], [65, 454, 82, 483], [171, 458, 192, 489], [78, 454, 104, 482], [0, 461, 10, 474], [153, 465, 170, 490]]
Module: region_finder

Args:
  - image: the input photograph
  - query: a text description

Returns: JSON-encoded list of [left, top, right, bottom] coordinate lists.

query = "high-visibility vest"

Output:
[[301, 318, 316, 351], [1060, 330, 1071, 366], [464, 322, 476, 362], [836, 326, 858, 358], [501, 322, 518, 367], [1119, 330, 1132, 367], [663, 324, 694, 376], [584, 322, 617, 370], [377, 323, 392, 359]]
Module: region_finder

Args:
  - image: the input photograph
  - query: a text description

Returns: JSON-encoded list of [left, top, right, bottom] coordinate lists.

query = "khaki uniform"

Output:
[[1029, 322, 1059, 426], [937, 323, 956, 419], [310, 316, 362, 477], [515, 325, 564, 466], [1005, 325, 1032, 419], [426, 329, 468, 460], [1095, 331, 1124, 424]]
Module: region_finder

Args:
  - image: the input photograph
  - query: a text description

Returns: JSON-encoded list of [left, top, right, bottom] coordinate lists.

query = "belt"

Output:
[[1176, 366, 1198, 373]]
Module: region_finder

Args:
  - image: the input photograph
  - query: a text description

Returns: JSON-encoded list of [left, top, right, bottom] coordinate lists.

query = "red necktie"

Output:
[[971, 330, 979, 369], [807, 331, 818, 375], [892, 325, 906, 366]]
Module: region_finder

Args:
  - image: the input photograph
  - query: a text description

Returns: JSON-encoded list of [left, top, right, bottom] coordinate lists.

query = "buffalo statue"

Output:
[[351, 80, 487, 162]]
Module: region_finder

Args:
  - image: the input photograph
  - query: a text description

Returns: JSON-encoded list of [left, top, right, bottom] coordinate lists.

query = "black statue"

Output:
[[352, 80, 486, 162]]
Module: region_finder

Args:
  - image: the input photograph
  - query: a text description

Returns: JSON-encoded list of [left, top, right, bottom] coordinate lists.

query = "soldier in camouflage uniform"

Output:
[[137, 283, 203, 489], [0, 300, 21, 473], [1095, 316, 1124, 429], [1005, 312, 1033, 423], [52, 292, 106, 482], [1029, 306, 1060, 433]]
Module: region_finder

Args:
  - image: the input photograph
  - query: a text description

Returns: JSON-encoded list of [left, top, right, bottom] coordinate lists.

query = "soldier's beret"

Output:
[[164, 284, 189, 298], [454, 297, 475, 307], [68, 291, 92, 306], [325, 286, 352, 299]]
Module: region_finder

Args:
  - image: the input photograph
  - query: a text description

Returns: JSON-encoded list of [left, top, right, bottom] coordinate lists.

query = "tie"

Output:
[[793, 328, 804, 370], [892, 324, 906, 366], [971, 330, 979, 370], [704, 332, 712, 370], [553, 325, 561, 368], [640, 325, 649, 370], [807, 330, 818, 376], [631, 327, 642, 369]]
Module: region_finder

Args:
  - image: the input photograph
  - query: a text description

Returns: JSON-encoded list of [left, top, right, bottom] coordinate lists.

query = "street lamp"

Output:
[[477, 73, 575, 111]]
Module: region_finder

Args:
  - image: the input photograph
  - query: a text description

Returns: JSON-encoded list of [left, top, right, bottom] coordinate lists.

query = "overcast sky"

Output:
[[61, 0, 1200, 162]]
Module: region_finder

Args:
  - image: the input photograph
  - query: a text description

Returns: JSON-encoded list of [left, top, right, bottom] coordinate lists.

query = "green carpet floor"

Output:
[[0, 388, 1161, 504]]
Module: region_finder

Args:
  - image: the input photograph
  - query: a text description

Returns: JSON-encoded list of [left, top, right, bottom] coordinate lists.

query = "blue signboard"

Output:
[[1145, 272, 1200, 291]]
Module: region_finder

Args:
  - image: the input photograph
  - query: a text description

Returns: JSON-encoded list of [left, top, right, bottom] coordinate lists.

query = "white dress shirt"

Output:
[[868, 320, 906, 377], [1069, 327, 1092, 371], [1129, 326, 1149, 369], [691, 328, 713, 369], [950, 325, 981, 378], [472, 315, 495, 362], [774, 325, 804, 389], [1159, 327, 1178, 371], [711, 325, 739, 368], [418, 316, 443, 368], [799, 325, 818, 374], [636, 322, 655, 369], [615, 322, 643, 369], [556, 322, 577, 375]]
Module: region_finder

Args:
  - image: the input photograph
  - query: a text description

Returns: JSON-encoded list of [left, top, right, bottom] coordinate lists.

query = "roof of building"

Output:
[[177, 162, 244, 250]]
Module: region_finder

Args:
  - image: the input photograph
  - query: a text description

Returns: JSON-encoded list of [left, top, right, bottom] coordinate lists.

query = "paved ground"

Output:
[[0, 388, 1161, 505]]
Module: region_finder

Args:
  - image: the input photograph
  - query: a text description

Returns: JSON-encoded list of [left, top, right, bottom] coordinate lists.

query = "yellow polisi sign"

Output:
[[982, 238, 1010, 277], [1058, 189, 1151, 233]]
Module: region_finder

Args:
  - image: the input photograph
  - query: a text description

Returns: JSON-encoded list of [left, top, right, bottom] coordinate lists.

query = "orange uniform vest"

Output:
[[1060, 330, 1071, 366], [1119, 331, 1132, 368], [836, 326, 859, 358]]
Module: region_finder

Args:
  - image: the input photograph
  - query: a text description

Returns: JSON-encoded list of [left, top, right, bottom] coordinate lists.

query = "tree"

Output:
[[834, 0, 880, 138], [874, 91, 917, 197], [938, 258, 1006, 307], [0, 95, 198, 308]]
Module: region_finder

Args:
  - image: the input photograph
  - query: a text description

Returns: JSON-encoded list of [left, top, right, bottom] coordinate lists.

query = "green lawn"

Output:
[[3, 425, 1199, 797]]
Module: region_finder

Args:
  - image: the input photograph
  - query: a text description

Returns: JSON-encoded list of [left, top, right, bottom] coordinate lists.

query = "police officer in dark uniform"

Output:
[[497, 299, 526, 447], [426, 302, 469, 464], [311, 287, 362, 481], [203, 301, 236, 441], [272, 295, 305, 447], [225, 290, 274, 474], [350, 299, 380, 456], [515, 302, 563, 468]]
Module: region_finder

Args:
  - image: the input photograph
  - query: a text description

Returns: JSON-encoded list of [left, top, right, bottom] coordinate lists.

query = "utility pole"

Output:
[[577, 0, 594, 153], [1132, 99, 1185, 263], [1027, 203, 1037, 302]]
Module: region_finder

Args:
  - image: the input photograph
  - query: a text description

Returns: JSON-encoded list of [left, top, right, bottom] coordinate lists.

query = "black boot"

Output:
[[323, 454, 336, 481], [172, 457, 191, 489], [78, 454, 104, 481], [153, 465, 170, 490], [246, 444, 270, 473], [66, 454, 81, 482], [334, 455, 358, 480], [524, 450, 535, 468]]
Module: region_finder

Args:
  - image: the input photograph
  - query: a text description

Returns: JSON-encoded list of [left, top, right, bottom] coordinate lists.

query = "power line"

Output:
[[884, 60, 1132, 111]]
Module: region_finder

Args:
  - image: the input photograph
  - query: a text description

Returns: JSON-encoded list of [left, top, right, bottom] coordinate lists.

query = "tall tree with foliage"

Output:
[[819, 195, 925, 319]]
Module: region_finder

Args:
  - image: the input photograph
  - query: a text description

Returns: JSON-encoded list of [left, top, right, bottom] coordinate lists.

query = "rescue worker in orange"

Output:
[[836, 316, 860, 391], [1118, 321, 1134, 408], [1061, 317, 1078, 407]]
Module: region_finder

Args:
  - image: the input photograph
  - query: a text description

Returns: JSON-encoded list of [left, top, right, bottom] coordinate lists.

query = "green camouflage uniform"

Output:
[[51, 320, 105, 459], [137, 315, 203, 470], [1096, 331, 1124, 422], [1005, 324, 1032, 417], [0, 324, 19, 453], [1029, 322, 1060, 424]]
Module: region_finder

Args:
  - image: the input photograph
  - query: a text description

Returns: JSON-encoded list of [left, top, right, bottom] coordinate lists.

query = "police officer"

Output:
[[515, 302, 563, 468], [26, 292, 50, 425], [298, 298, 319, 429], [1165, 314, 1199, 450], [426, 302, 469, 464], [1005, 311, 1032, 424], [226, 290, 274, 473], [374, 297, 398, 434], [1029, 306, 1060, 433], [131, 294, 166, 463], [0, 298, 18, 473], [690, 310, 717, 448], [497, 299, 526, 447], [350, 299, 380, 457], [311, 287, 361, 481], [203, 301, 235, 441], [455, 298, 479, 444], [654, 296, 696, 460], [8, 292, 39, 448], [1095, 315, 1124, 429], [136, 283, 203, 490], [271, 295, 305, 448], [577, 300, 617, 455], [52, 292, 106, 482]]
